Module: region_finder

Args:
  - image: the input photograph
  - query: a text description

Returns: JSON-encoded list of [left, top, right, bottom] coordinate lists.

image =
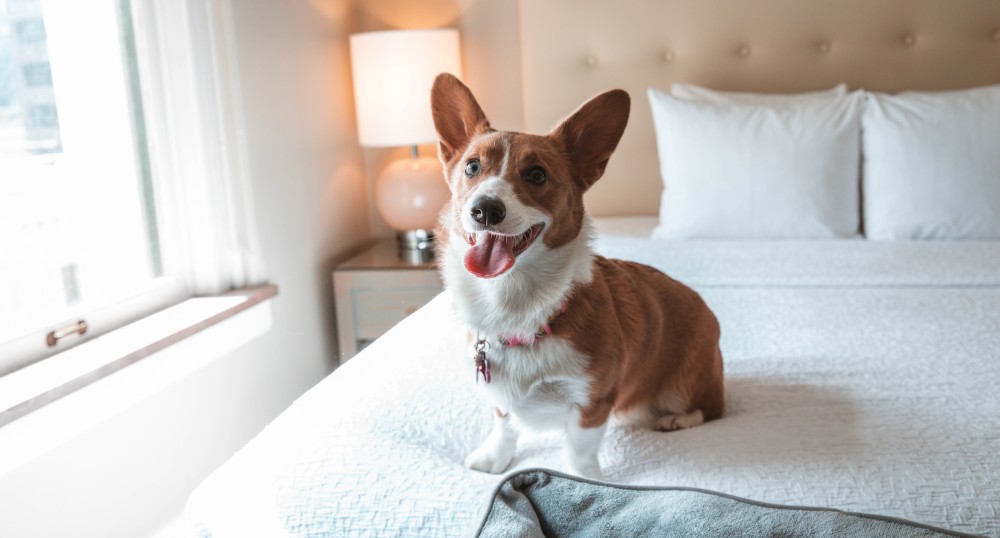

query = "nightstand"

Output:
[[333, 240, 443, 361]]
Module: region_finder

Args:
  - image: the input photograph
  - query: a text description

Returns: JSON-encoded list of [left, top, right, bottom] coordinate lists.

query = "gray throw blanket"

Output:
[[473, 469, 977, 537]]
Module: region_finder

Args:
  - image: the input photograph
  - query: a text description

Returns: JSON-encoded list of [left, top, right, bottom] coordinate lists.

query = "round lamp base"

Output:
[[376, 156, 449, 233]]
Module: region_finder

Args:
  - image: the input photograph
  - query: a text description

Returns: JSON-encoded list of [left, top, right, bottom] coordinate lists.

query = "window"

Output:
[[0, 0, 183, 374], [13, 18, 44, 44], [1, 0, 265, 390], [21, 62, 51, 86], [24, 102, 55, 127]]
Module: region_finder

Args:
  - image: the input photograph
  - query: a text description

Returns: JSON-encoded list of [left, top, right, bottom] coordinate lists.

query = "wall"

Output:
[[232, 0, 370, 365], [0, 0, 370, 536]]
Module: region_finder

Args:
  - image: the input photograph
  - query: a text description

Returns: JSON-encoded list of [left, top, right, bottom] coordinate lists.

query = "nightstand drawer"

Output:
[[333, 259, 442, 361], [352, 285, 442, 340]]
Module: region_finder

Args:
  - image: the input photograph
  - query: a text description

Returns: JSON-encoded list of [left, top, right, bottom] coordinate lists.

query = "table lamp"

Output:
[[349, 29, 462, 258]]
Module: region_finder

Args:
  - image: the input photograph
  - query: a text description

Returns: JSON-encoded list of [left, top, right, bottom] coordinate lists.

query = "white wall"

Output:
[[0, 0, 370, 536]]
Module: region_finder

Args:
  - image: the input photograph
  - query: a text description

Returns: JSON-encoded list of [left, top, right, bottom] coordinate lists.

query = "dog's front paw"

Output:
[[464, 442, 514, 474]]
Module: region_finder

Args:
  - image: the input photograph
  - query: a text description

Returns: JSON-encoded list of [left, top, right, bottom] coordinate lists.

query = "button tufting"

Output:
[[902, 34, 916, 46], [738, 45, 751, 57], [817, 41, 831, 53], [662, 50, 675, 63], [585, 54, 598, 67]]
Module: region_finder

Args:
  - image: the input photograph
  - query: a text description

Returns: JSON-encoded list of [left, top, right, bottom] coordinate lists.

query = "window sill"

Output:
[[0, 284, 277, 476]]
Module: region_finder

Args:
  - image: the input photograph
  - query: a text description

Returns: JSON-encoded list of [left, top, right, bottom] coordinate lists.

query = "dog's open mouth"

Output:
[[464, 223, 544, 279]]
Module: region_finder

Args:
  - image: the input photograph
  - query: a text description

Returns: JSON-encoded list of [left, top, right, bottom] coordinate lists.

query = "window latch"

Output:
[[46, 320, 88, 347]]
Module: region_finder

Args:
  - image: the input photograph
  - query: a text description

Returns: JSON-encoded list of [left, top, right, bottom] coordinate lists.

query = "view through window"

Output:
[[0, 0, 166, 366]]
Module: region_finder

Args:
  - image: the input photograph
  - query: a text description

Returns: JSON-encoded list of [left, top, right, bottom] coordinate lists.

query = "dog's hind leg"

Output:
[[652, 346, 723, 432], [652, 409, 704, 431]]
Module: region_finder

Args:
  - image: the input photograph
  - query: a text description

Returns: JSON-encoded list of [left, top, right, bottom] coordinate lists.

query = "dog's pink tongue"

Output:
[[465, 232, 515, 278]]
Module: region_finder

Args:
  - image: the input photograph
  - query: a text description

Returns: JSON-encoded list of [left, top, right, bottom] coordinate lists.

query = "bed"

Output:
[[186, 219, 1000, 537], [188, 1, 1000, 536]]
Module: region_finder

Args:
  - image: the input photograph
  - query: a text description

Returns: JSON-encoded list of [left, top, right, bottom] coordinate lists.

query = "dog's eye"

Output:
[[465, 159, 481, 177], [525, 166, 546, 185]]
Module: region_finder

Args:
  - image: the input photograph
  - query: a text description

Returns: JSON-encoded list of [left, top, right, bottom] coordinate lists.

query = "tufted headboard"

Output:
[[517, 0, 1000, 217]]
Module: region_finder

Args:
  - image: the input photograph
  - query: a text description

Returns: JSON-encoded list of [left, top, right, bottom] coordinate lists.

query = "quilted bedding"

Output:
[[187, 236, 1000, 537]]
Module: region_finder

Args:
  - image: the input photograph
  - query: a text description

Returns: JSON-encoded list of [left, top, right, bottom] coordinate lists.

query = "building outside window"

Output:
[[0, 0, 59, 154], [21, 61, 51, 86]]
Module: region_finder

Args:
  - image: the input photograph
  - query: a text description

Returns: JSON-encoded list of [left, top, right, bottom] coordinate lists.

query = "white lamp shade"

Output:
[[350, 29, 462, 147]]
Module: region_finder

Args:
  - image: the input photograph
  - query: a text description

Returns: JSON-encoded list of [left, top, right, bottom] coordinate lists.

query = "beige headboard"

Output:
[[518, 0, 1000, 217]]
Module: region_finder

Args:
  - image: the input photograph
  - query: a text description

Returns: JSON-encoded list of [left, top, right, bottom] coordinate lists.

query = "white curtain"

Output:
[[137, 0, 267, 295]]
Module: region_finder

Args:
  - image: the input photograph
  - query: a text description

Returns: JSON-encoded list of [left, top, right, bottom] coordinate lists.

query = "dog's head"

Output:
[[431, 73, 630, 279]]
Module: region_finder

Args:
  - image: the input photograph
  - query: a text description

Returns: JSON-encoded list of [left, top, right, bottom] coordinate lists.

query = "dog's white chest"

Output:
[[477, 337, 591, 429]]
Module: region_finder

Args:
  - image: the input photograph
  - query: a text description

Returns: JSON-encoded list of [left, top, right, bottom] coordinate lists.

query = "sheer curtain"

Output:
[[134, 0, 267, 295]]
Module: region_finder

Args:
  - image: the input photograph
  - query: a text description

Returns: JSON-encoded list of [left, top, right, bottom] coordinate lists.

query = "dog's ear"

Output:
[[551, 89, 630, 190], [431, 73, 491, 163]]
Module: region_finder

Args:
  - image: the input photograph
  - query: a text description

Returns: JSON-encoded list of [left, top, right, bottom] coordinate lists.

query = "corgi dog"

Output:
[[430, 74, 724, 479]]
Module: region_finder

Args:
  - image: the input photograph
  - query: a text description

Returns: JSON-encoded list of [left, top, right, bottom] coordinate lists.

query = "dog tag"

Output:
[[474, 350, 491, 384], [474, 338, 491, 384]]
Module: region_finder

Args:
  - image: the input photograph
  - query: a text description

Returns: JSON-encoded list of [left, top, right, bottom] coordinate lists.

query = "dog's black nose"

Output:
[[471, 197, 506, 226]]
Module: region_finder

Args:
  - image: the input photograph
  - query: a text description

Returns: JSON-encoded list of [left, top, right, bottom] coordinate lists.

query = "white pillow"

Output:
[[862, 85, 1000, 240], [671, 83, 848, 104], [648, 87, 864, 239]]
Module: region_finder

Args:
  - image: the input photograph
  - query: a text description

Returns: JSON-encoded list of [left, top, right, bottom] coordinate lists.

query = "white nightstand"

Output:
[[332, 240, 443, 361]]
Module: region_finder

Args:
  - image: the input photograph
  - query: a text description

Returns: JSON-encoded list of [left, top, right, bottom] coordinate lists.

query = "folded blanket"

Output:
[[474, 469, 976, 538]]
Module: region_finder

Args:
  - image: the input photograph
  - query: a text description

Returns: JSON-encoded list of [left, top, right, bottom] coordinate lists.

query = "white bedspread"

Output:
[[187, 238, 1000, 537]]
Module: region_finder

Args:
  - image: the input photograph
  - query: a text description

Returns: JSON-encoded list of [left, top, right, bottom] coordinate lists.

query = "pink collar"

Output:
[[497, 304, 567, 347], [473, 304, 567, 384]]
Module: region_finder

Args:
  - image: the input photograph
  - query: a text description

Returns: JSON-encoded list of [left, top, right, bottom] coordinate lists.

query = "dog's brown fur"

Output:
[[558, 258, 725, 428]]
